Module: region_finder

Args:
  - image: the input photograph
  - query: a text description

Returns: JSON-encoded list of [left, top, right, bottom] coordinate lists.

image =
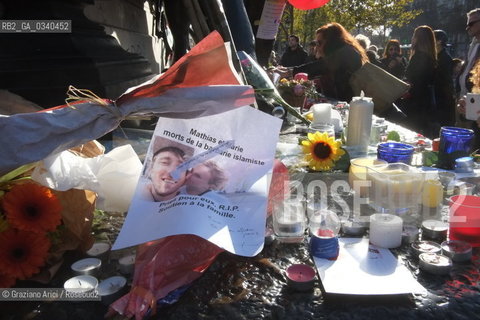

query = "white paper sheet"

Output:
[[256, 0, 286, 40], [112, 106, 282, 257], [313, 238, 426, 295]]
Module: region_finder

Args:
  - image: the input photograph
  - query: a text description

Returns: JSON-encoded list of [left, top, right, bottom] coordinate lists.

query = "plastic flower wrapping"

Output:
[[0, 154, 97, 288]]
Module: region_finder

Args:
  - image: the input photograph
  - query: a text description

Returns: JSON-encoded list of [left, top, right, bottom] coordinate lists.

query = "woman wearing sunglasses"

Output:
[[380, 39, 407, 79]]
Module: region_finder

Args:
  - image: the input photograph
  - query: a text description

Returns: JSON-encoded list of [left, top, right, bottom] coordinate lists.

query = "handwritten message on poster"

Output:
[[256, 0, 287, 40], [112, 106, 282, 256]]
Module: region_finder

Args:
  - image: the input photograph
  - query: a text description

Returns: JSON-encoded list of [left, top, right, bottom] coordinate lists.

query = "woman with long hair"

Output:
[[402, 25, 437, 137], [380, 39, 407, 79], [283, 22, 368, 101]]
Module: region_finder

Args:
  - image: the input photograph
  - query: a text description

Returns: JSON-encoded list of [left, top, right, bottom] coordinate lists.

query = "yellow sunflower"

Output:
[[301, 132, 345, 171]]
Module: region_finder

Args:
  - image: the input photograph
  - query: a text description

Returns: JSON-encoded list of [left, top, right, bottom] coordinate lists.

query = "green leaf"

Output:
[[333, 148, 351, 172], [422, 151, 438, 167], [0, 162, 38, 183]]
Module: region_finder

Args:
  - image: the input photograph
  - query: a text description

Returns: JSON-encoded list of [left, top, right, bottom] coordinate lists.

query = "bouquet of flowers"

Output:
[[238, 51, 310, 125], [277, 78, 318, 99], [0, 160, 96, 288]]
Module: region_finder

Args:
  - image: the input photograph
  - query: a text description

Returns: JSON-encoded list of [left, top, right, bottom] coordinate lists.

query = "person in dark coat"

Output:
[[433, 30, 455, 129], [380, 39, 407, 79], [403, 26, 437, 138], [280, 35, 308, 67], [282, 23, 368, 102]]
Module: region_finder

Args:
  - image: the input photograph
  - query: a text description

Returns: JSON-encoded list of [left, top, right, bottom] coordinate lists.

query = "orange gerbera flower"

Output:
[[0, 272, 16, 288], [3, 182, 62, 233], [0, 229, 51, 280]]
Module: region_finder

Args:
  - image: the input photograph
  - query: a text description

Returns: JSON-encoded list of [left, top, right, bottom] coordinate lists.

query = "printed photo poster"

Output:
[[112, 106, 282, 256]]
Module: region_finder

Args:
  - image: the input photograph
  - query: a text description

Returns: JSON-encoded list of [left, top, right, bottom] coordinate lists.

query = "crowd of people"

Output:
[[272, 8, 480, 148]]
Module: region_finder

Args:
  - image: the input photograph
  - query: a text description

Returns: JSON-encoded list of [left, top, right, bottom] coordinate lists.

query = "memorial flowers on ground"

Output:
[[3, 182, 62, 233], [0, 171, 61, 283], [0, 164, 63, 281], [301, 131, 345, 171]]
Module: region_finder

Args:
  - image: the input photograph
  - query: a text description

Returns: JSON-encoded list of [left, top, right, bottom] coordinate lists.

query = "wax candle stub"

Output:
[[369, 214, 403, 248]]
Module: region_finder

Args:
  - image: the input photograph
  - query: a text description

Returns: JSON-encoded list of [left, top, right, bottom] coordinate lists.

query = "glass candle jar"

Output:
[[437, 127, 474, 170], [377, 142, 415, 164]]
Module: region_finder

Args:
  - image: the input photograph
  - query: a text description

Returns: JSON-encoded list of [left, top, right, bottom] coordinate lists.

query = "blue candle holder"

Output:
[[437, 127, 474, 170], [377, 142, 415, 164]]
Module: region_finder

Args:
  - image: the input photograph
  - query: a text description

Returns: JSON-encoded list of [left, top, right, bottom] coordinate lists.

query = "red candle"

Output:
[[286, 264, 315, 291]]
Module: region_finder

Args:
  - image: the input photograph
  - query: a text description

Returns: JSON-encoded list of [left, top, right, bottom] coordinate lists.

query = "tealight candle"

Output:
[[421, 220, 448, 241], [118, 254, 136, 275], [419, 253, 453, 275], [86, 242, 111, 260], [285, 264, 316, 292], [369, 214, 403, 248], [441, 240, 472, 262], [411, 240, 442, 257], [312, 103, 332, 125], [71, 258, 102, 276], [98, 276, 127, 305], [64, 275, 98, 294]]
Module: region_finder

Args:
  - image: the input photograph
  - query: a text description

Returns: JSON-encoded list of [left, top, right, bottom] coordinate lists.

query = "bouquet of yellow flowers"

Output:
[[0, 161, 96, 288]]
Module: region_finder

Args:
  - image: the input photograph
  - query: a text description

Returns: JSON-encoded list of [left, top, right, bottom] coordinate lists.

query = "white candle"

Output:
[[98, 276, 127, 305], [346, 94, 374, 152], [71, 258, 102, 276], [86, 242, 111, 259], [118, 254, 136, 275], [312, 103, 332, 125], [369, 213, 403, 248], [64, 275, 98, 294]]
